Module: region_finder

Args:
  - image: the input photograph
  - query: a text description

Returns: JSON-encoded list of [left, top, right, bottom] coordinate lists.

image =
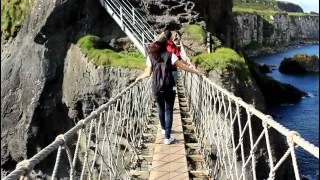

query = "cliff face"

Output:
[[1, 0, 125, 175], [63, 45, 141, 120], [129, 0, 233, 46], [233, 13, 319, 56]]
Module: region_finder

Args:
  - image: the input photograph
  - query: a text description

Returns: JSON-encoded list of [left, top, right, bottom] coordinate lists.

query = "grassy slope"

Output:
[[233, 1, 318, 21], [183, 24, 207, 44], [1, 0, 33, 38], [77, 35, 145, 69], [183, 24, 250, 82], [193, 48, 250, 82]]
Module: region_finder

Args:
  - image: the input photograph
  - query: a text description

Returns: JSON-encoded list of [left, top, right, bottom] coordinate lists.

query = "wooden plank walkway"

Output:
[[149, 95, 189, 180]]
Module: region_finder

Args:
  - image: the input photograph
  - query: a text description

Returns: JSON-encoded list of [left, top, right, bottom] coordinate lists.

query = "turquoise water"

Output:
[[254, 44, 319, 179]]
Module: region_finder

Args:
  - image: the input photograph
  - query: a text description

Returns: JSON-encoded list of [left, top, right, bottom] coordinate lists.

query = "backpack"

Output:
[[150, 52, 175, 96]]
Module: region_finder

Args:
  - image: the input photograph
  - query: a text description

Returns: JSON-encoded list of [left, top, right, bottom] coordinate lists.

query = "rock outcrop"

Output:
[[63, 45, 141, 120], [279, 54, 319, 73], [233, 13, 319, 56], [129, 0, 233, 46], [247, 59, 307, 105], [276, 1, 304, 13], [1, 0, 124, 176]]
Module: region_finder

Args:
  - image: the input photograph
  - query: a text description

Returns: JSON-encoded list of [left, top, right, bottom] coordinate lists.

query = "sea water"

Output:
[[255, 44, 319, 179]]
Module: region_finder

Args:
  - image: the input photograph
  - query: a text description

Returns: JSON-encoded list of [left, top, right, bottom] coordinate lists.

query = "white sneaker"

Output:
[[162, 129, 174, 139], [164, 136, 175, 145]]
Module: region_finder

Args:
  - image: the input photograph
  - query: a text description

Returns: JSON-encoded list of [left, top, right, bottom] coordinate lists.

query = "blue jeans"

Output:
[[155, 91, 176, 139]]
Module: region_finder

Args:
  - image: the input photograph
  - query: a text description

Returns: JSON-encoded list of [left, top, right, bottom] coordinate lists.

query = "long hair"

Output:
[[147, 41, 166, 61]]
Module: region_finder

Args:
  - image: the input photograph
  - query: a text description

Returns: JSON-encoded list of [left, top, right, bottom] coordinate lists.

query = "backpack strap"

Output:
[[162, 52, 172, 67]]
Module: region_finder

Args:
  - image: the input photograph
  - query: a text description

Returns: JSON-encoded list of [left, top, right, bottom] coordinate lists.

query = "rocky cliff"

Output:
[[233, 12, 319, 56], [1, 0, 126, 175]]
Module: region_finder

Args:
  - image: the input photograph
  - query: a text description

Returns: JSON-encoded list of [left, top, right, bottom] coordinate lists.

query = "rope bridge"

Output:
[[181, 71, 319, 180], [4, 0, 319, 179], [180, 45, 319, 180], [4, 80, 153, 180]]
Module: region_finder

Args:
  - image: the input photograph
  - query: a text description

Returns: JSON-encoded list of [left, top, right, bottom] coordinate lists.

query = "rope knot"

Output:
[[247, 104, 255, 111], [250, 149, 255, 156], [77, 120, 86, 128], [16, 160, 31, 173], [92, 110, 98, 117], [262, 121, 269, 129], [287, 131, 300, 145], [55, 134, 66, 145], [265, 115, 273, 120], [269, 171, 275, 179]]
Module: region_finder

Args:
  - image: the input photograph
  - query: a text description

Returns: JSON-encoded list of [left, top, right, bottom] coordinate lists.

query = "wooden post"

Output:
[[207, 31, 211, 53]]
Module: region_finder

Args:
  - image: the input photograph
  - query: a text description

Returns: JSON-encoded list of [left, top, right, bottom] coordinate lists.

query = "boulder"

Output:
[[247, 59, 307, 105]]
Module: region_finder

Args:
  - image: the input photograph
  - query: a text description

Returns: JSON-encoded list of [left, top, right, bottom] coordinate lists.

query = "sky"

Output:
[[282, 0, 319, 13]]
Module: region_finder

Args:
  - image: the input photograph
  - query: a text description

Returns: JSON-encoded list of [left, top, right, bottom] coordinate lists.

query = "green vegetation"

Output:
[[288, 12, 319, 17], [233, 1, 318, 21], [183, 24, 206, 43], [292, 54, 319, 62], [192, 48, 250, 82], [77, 35, 145, 69], [233, 2, 284, 21], [1, 0, 33, 38]]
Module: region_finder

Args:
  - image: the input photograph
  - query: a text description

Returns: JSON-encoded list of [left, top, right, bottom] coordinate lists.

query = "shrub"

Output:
[[192, 47, 251, 82], [1, 0, 33, 38], [77, 35, 145, 69]]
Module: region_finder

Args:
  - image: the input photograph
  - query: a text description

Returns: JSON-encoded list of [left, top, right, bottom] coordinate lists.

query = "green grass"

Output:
[[233, 2, 285, 21], [192, 48, 250, 82], [288, 12, 319, 17], [1, 0, 33, 38], [292, 54, 319, 62], [233, 2, 318, 21], [183, 24, 206, 43], [77, 35, 145, 69]]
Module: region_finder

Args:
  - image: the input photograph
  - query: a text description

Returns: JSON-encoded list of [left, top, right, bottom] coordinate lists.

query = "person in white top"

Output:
[[135, 41, 202, 145]]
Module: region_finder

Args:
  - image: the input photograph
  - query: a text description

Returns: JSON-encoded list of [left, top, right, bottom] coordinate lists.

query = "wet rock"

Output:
[[247, 59, 307, 106], [259, 64, 272, 73]]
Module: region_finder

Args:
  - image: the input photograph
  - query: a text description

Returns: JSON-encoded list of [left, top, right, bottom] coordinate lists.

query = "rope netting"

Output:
[[180, 70, 319, 180], [179, 44, 319, 180], [4, 80, 153, 180]]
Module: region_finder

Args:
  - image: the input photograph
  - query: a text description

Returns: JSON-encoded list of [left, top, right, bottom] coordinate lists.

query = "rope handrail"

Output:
[[4, 76, 153, 180], [179, 43, 319, 179], [118, 0, 157, 37], [180, 44, 319, 159], [103, 0, 154, 42], [202, 75, 319, 158]]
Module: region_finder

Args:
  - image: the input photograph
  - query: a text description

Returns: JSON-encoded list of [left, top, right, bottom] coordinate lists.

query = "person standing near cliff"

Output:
[[135, 41, 201, 144], [156, 30, 195, 85]]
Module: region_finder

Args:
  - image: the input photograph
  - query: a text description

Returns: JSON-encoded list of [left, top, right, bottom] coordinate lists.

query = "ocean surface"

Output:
[[254, 44, 319, 179]]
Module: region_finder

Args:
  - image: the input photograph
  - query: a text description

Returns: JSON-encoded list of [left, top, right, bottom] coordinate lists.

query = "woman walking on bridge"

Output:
[[135, 41, 201, 145]]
